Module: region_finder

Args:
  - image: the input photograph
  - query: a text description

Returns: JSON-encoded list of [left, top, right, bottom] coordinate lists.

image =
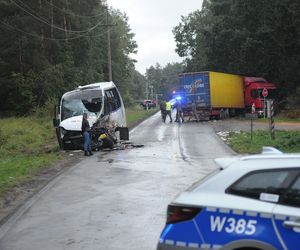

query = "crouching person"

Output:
[[82, 113, 93, 156]]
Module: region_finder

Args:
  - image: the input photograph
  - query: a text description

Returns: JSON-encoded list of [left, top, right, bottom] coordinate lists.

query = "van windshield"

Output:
[[61, 89, 103, 121]]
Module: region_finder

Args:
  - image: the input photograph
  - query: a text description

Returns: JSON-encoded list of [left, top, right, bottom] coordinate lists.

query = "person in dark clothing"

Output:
[[81, 113, 93, 156], [175, 99, 184, 123], [192, 101, 199, 122], [159, 100, 166, 122]]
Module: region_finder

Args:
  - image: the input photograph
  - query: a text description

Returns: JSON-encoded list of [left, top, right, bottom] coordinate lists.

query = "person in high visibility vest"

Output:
[[165, 101, 173, 122]]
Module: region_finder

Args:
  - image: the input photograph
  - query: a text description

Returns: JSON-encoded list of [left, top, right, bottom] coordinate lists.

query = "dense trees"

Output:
[[3, 0, 299, 115], [0, 0, 143, 115], [145, 62, 184, 100], [173, 0, 300, 108]]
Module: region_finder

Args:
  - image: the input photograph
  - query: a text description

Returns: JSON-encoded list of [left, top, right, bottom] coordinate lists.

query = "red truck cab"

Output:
[[244, 77, 277, 115]]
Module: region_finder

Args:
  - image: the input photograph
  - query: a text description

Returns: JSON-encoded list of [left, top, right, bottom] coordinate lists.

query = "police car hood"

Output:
[[60, 115, 97, 131]]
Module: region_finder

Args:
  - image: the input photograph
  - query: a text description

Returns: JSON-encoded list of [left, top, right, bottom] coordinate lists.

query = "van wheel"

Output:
[[61, 142, 69, 150], [102, 137, 114, 149], [55, 128, 63, 149]]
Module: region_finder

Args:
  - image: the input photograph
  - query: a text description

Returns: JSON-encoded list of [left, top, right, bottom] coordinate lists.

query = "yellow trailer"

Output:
[[178, 71, 276, 120], [209, 71, 244, 109]]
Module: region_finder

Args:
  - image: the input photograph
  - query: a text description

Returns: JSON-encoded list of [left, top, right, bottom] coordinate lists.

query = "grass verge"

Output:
[[126, 105, 158, 127], [227, 130, 300, 154], [0, 117, 61, 196]]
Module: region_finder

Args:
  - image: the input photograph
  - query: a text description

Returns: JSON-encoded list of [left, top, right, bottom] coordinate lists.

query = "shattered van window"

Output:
[[61, 89, 103, 121]]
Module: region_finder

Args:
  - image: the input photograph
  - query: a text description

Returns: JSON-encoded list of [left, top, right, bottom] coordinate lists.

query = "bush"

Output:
[[122, 91, 135, 107], [286, 109, 300, 119], [32, 98, 58, 119]]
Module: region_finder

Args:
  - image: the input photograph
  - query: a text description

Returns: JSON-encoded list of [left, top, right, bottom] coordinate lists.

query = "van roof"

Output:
[[61, 82, 116, 98], [77, 81, 115, 90]]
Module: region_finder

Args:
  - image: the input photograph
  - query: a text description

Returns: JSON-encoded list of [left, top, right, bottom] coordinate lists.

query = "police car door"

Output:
[[272, 173, 300, 250]]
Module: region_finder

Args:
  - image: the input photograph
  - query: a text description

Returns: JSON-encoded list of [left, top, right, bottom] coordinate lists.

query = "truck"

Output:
[[53, 82, 129, 150], [176, 71, 277, 120]]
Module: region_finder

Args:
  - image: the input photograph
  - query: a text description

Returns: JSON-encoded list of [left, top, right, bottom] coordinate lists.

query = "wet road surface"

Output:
[[0, 112, 234, 250]]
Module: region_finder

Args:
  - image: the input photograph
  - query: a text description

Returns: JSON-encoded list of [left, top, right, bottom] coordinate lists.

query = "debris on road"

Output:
[[101, 141, 144, 151]]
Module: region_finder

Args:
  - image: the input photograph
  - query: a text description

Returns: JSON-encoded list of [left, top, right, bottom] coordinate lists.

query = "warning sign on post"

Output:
[[262, 88, 268, 97], [245, 113, 258, 119]]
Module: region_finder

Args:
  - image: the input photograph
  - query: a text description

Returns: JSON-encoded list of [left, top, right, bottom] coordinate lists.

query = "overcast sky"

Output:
[[107, 0, 202, 74]]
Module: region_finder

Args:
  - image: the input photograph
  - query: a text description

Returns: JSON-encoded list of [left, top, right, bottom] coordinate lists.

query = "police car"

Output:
[[157, 147, 300, 250]]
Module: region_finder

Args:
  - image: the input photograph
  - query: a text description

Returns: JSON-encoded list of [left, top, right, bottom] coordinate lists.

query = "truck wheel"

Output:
[[229, 109, 236, 117]]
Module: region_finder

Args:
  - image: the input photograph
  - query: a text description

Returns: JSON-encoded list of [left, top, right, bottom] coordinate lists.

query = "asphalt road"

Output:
[[0, 111, 234, 250]]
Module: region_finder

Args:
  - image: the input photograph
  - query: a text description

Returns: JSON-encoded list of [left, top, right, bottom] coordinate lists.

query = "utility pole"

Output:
[[149, 85, 154, 99], [106, 10, 112, 82], [146, 81, 149, 100], [101, 0, 115, 82]]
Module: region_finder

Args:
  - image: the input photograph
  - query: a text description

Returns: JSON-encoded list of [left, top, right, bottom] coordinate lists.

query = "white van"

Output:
[[53, 82, 128, 150]]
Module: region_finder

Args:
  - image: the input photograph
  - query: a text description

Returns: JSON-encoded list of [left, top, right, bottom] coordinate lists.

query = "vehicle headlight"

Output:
[[61, 127, 67, 135]]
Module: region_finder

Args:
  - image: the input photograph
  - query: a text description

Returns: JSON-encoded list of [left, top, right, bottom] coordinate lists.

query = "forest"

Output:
[[1, 0, 300, 116], [0, 0, 146, 115], [173, 0, 300, 111]]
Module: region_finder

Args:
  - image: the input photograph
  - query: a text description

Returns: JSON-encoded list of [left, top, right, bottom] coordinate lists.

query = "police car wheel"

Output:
[[234, 248, 262, 250]]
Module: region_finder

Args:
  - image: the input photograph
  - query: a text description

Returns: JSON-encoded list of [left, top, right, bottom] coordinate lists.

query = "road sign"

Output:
[[245, 113, 258, 119], [262, 88, 268, 97]]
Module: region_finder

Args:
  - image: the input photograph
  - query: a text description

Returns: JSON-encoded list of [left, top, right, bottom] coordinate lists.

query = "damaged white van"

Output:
[[53, 82, 128, 150]]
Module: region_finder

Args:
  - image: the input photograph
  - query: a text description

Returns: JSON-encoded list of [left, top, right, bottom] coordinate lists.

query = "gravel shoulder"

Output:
[[209, 118, 300, 133]]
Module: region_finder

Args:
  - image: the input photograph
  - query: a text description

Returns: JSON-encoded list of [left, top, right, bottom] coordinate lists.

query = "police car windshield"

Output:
[[61, 89, 103, 121]]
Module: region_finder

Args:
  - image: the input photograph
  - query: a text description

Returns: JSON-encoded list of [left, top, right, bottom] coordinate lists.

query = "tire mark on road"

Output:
[[177, 123, 193, 165]]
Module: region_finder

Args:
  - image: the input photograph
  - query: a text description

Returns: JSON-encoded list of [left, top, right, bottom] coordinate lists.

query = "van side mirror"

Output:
[[53, 118, 60, 127], [53, 104, 60, 127]]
